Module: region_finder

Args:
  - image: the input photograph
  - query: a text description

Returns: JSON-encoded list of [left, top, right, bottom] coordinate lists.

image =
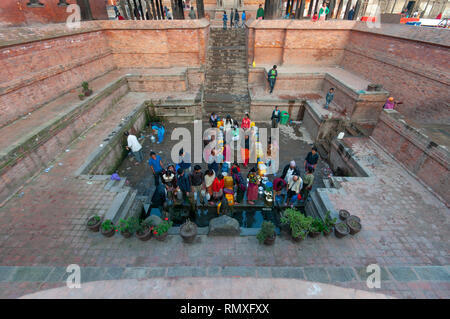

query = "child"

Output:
[[324, 88, 335, 109]]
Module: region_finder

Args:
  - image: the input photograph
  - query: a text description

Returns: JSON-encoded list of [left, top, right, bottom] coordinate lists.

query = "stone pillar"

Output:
[[196, 0, 205, 18], [264, 0, 282, 19], [354, 0, 361, 19], [327, 0, 336, 18], [360, 0, 369, 16], [335, 0, 343, 18], [159, 0, 165, 19], [296, 0, 306, 18], [119, 0, 130, 19], [343, 0, 352, 18]]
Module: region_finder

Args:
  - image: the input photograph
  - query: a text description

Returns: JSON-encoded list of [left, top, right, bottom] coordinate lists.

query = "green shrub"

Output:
[[81, 81, 89, 91], [281, 208, 313, 239], [87, 215, 100, 226], [153, 218, 173, 236], [256, 221, 275, 244], [101, 219, 114, 232], [117, 217, 138, 233]]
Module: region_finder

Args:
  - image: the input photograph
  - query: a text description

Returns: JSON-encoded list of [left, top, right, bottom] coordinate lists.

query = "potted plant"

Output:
[[153, 217, 173, 241], [117, 217, 138, 238], [86, 215, 102, 232], [335, 222, 350, 238], [135, 219, 152, 241], [78, 93, 85, 100], [309, 218, 324, 238], [323, 211, 336, 236], [256, 221, 276, 245], [100, 219, 116, 237], [346, 218, 362, 235], [339, 209, 350, 221], [180, 219, 198, 243], [81, 81, 93, 96], [347, 215, 361, 223], [281, 208, 313, 242]]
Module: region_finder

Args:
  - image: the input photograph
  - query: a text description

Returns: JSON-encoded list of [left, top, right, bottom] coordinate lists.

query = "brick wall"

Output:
[[342, 24, 450, 125], [0, 19, 209, 127], [0, 0, 108, 27], [371, 110, 450, 204], [247, 20, 450, 125]]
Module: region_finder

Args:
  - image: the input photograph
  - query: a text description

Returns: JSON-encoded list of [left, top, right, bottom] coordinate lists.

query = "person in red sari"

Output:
[[241, 113, 251, 131], [246, 167, 260, 204]]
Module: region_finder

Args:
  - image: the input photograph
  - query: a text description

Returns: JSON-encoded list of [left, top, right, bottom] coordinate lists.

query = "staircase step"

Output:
[[103, 188, 132, 224]]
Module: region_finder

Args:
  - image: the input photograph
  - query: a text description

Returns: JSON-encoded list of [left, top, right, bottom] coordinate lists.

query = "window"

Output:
[[58, 0, 70, 6]]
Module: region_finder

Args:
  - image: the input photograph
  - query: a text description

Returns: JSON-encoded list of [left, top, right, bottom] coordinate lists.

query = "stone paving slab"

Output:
[[1, 265, 446, 284], [0, 265, 449, 298]]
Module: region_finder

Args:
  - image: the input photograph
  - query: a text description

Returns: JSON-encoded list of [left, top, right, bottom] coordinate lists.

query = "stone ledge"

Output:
[[377, 110, 449, 166], [0, 20, 210, 47]]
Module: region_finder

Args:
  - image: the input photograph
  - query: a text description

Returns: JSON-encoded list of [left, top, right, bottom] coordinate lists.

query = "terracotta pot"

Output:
[[155, 231, 168, 241], [347, 215, 361, 223], [309, 231, 321, 238], [121, 230, 132, 238], [136, 229, 152, 241], [323, 227, 333, 236], [83, 89, 93, 97], [180, 224, 197, 243], [346, 219, 361, 235], [292, 232, 306, 242], [263, 234, 276, 246], [339, 209, 350, 221], [101, 226, 115, 238], [86, 216, 102, 232], [335, 222, 350, 238]]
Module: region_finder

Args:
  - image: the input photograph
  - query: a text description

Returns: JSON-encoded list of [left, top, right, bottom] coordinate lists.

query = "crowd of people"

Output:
[[123, 109, 323, 216]]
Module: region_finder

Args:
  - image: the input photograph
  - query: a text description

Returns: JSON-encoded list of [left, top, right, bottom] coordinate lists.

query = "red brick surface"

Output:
[[0, 20, 209, 127], [371, 111, 449, 204], [0, 0, 108, 27], [248, 21, 450, 125]]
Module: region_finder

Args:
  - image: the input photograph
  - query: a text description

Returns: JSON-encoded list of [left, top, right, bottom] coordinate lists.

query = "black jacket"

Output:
[[280, 164, 300, 180], [271, 109, 280, 120], [151, 184, 167, 206]]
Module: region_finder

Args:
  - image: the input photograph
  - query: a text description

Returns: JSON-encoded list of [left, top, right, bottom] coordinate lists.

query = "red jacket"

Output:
[[212, 178, 224, 192], [241, 117, 251, 130]]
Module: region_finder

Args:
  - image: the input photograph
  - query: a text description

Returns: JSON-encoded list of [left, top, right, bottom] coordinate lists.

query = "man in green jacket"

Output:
[[256, 4, 264, 19], [318, 3, 329, 20], [268, 65, 278, 94]]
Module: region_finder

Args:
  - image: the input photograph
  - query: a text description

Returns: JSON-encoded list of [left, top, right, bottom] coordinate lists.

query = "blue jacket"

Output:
[[223, 13, 228, 21], [242, 12, 246, 21]]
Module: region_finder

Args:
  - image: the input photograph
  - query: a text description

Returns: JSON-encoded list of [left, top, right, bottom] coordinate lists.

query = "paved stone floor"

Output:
[[0, 96, 448, 298]]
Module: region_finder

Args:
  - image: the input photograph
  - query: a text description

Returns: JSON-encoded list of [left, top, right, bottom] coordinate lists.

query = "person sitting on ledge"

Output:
[[212, 174, 225, 203], [383, 97, 402, 110]]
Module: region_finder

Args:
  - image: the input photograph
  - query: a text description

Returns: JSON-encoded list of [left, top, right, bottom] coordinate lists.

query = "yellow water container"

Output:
[[225, 193, 234, 206], [224, 176, 234, 189]]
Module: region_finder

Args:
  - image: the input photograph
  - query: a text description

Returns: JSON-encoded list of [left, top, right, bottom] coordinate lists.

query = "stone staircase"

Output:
[[102, 177, 143, 224], [305, 188, 339, 222], [203, 28, 250, 120]]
